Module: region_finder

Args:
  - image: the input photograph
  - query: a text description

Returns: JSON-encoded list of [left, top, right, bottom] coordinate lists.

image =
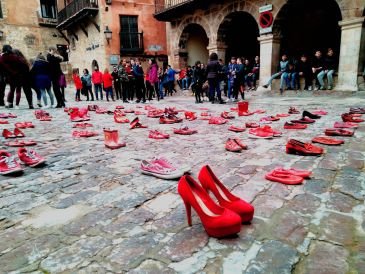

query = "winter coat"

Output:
[[72, 74, 83, 89], [149, 64, 159, 84], [92, 70, 103, 84], [206, 60, 221, 80], [47, 53, 63, 81], [324, 55, 336, 71], [81, 74, 92, 87], [117, 65, 129, 82], [0, 53, 30, 84], [102, 73, 113, 89], [30, 59, 52, 90]]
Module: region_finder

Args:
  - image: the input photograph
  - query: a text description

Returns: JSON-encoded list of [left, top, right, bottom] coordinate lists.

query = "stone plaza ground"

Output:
[[0, 89, 365, 273]]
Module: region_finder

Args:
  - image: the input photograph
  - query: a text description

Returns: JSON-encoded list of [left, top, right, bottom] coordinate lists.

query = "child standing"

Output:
[[72, 69, 82, 101], [59, 72, 67, 102], [103, 68, 114, 101]]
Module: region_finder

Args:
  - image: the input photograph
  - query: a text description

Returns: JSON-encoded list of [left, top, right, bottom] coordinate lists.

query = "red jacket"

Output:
[[91, 70, 103, 84], [72, 74, 83, 89], [102, 73, 113, 88]]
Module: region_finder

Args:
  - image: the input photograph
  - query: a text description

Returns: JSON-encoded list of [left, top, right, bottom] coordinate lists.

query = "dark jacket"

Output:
[[133, 65, 144, 79], [111, 70, 120, 82], [298, 60, 312, 74], [312, 57, 324, 71], [193, 67, 204, 84], [30, 59, 52, 90], [47, 53, 63, 80], [206, 60, 221, 80], [324, 55, 336, 71], [0, 53, 30, 84]]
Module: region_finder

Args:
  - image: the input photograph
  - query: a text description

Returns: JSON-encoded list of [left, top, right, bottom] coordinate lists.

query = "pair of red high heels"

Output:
[[178, 165, 254, 238]]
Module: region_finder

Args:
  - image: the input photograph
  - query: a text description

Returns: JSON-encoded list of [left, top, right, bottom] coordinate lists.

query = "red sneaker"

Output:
[[228, 125, 246, 132], [284, 122, 308, 130], [288, 107, 300, 114], [18, 148, 46, 167], [225, 138, 243, 152], [325, 129, 354, 137], [14, 128, 25, 138], [185, 111, 197, 121], [69, 109, 83, 122], [334, 121, 358, 128], [198, 165, 254, 223], [173, 126, 197, 135], [341, 113, 364, 123], [149, 130, 170, 139], [130, 117, 148, 129], [233, 138, 247, 150], [312, 136, 345, 145], [159, 116, 183, 124], [245, 122, 259, 128], [286, 139, 324, 156], [0, 150, 23, 175], [261, 125, 282, 137], [221, 112, 235, 119], [248, 128, 274, 139], [265, 170, 304, 185], [272, 167, 312, 178], [209, 117, 227, 125], [291, 117, 315, 124]]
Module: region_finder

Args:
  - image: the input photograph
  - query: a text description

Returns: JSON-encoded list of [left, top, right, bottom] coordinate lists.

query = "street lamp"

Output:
[[104, 26, 112, 44]]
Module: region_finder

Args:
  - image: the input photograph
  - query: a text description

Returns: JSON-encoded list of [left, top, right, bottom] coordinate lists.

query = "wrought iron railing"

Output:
[[154, 0, 194, 14], [58, 0, 98, 25], [120, 32, 144, 53]]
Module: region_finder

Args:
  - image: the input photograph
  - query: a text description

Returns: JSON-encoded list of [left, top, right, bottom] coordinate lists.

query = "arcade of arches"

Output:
[[167, 0, 365, 91]]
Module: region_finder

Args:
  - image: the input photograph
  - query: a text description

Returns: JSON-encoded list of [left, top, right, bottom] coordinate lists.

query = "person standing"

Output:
[[111, 66, 121, 100], [47, 46, 65, 108], [226, 57, 238, 102], [59, 72, 67, 102], [166, 65, 179, 96], [133, 59, 145, 103], [192, 61, 203, 103], [72, 69, 82, 101], [92, 67, 103, 100], [117, 60, 129, 103], [148, 58, 160, 101], [81, 69, 94, 101], [317, 48, 336, 90], [0, 45, 34, 109], [30, 53, 54, 108], [102, 68, 114, 101], [206, 53, 225, 104]]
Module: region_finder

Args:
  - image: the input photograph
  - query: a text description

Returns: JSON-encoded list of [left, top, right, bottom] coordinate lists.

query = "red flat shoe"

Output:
[[313, 110, 328, 115], [185, 111, 197, 121], [221, 112, 235, 119], [312, 136, 344, 145], [288, 107, 300, 114], [18, 148, 46, 167], [115, 105, 125, 110], [173, 126, 197, 135], [72, 123, 94, 128], [325, 129, 354, 137], [198, 165, 254, 223], [209, 117, 227, 125], [333, 122, 358, 128], [2, 129, 16, 139], [4, 140, 25, 147], [159, 116, 182, 124], [149, 130, 170, 139], [261, 125, 282, 137], [200, 112, 211, 117], [284, 122, 307, 130], [178, 175, 242, 238], [25, 122, 35, 128], [15, 122, 27, 129], [7, 113, 17, 118], [272, 167, 312, 178], [225, 138, 243, 152], [0, 120, 9, 124], [130, 117, 148, 129], [341, 113, 364, 123], [260, 116, 280, 122], [291, 117, 315, 124], [276, 113, 290, 118], [286, 139, 324, 156], [248, 128, 274, 139], [239, 111, 255, 116], [228, 125, 246, 132], [134, 111, 146, 115], [253, 109, 266, 114], [245, 122, 260, 128], [233, 138, 247, 150], [147, 110, 164, 118], [14, 128, 25, 138], [40, 116, 52, 121], [265, 170, 304, 185]]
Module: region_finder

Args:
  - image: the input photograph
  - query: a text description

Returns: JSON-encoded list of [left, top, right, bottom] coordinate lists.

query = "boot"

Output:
[[104, 128, 126, 149], [69, 108, 83, 122], [78, 108, 90, 121]]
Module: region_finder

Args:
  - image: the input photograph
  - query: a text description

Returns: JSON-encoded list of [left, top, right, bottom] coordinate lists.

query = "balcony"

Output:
[[120, 32, 144, 55], [154, 0, 195, 21], [57, 0, 99, 30], [37, 11, 58, 27]]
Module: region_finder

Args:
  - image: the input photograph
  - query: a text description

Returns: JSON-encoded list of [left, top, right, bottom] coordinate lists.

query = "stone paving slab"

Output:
[[0, 90, 365, 273]]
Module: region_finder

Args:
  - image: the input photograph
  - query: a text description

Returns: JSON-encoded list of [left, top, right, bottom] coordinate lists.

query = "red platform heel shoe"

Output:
[[178, 175, 242, 238], [198, 165, 254, 223]]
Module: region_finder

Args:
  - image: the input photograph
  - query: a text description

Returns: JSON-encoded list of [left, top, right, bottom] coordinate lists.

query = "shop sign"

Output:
[[110, 55, 119, 65], [148, 45, 163, 51]]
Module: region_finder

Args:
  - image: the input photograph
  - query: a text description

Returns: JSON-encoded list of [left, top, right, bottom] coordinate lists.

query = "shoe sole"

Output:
[[141, 170, 184, 180], [248, 134, 273, 139], [29, 160, 46, 167], [0, 168, 24, 175]]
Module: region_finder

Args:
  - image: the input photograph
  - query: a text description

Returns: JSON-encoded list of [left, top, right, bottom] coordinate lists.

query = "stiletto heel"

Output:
[[183, 200, 192, 226], [178, 175, 241, 238], [198, 165, 254, 223]]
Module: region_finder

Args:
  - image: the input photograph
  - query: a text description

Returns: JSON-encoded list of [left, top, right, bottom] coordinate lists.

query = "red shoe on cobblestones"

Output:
[[286, 139, 324, 156], [185, 111, 197, 121], [72, 123, 93, 128], [233, 138, 248, 150], [72, 131, 99, 138], [147, 109, 164, 118], [15, 122, 32, 129], [4, 140, 37, 147], [0, 120, 9, 124], [69, 109, 83, 122], [165, 107, 179, 115], [198, 165, 254, 223], [291, 117, 315, 124], [333, 121, 358, 128], [130, 117, 148, 129], [134, 111, 146, 115], [18, 148, 46, 167], [142, 160, 184, 180], [228, 125, 246, 132], [261, 125, 282, 137], [253, 109, 266, 114], [248, 128, 274, 139], [341, 113, 364, 123], [2, 129, 16, 139], [245, 122, 260, 128], [88, 105, 98, 111], [159, 115, 183, 124], [325, 129, 354, 137], [312, 110, 328, 115], [14, 128, 25, 138], [178, 175, 242, 237], [288, 107, 300, 114], [349, 107, 365, 114], [173, 126, 197, 135], [312, 137, 344, 146], [0, 150, 23, 175], [152, 157, 191, 173], [284, 122, 307, 130], [265, 170, 304, 185], [272, 167, 312, 178], [209, 117, 227, 125], [221, 112, 235, 119], [276, 113, 290, 118], [200, 112, 211, 117], [149, 130, 170, 139], [78, 108, 90, 121], [225, 138, 243, 152], [260, 116, 280, 122], [104, 129, 126, 149]]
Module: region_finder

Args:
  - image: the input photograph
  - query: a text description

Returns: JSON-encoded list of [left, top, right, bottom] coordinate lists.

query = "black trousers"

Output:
[[85, 86, 94, 101], [52, 79, 65, 107], [75, 89, 81, 100], [114, 81, 122, 99], [0, 80, 6, 106], [128, 79, 135, 100], [192, 83, 202, 102], [301, 72, 312, 89], [135, 77, 145, 101], [121, 81, 129, 101]]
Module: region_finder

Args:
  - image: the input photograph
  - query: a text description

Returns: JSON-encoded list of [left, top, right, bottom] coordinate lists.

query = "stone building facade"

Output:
[[0, 0, 66, 62], [155, 0, 365, 91]]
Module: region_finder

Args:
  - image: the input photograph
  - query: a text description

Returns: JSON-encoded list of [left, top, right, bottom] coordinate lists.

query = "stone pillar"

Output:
[[337, 17, 364, 91], [257, 34, 281, 89], [171, 48, 187, 69], [207, 44, 227, 63]]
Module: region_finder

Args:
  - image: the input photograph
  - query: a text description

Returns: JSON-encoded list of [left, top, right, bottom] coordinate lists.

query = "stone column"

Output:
[[207, 43, 227, 63], [337, 17, 364, 91], [257, 34, 281, 89], [171, 48, 187, 69]]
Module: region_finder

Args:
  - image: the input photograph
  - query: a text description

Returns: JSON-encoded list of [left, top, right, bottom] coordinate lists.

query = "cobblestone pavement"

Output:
[[1, 90, 365, 273]]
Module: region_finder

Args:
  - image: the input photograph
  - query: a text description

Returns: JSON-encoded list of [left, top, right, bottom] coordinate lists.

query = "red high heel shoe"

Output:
[[178, 175, 241, 238], [198, 165, 254, 223]]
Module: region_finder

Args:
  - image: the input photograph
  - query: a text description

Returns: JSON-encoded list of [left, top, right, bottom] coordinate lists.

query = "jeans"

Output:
[[94, 83, 103, 100], [114, 80, 122, 99], [85, 86, 94, 101], [40, 88, 55, 106], [105, 87, 114, 101], [159, 82, 165, 99], [208, 79, 221, 101], [182, 78, 189, 89], [266, 72, 287, 89], [75, 89, 81, 100], [286, 72, 298, 89], [227, 78, 234, 99], [318, 70, 335, 87]]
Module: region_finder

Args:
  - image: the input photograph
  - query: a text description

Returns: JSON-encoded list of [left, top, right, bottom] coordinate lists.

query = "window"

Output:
[[40, 0, 56, 19], [120, 15, 141, 50]]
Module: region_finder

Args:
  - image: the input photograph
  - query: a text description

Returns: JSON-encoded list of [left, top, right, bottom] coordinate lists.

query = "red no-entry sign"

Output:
[[259, 11, 273, 28]]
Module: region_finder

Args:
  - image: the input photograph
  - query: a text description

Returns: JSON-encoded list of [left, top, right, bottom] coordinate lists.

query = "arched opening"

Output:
[[274, 0, 342, 58], [179, 24, 209, 66], [218, 12, 260, 62]]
